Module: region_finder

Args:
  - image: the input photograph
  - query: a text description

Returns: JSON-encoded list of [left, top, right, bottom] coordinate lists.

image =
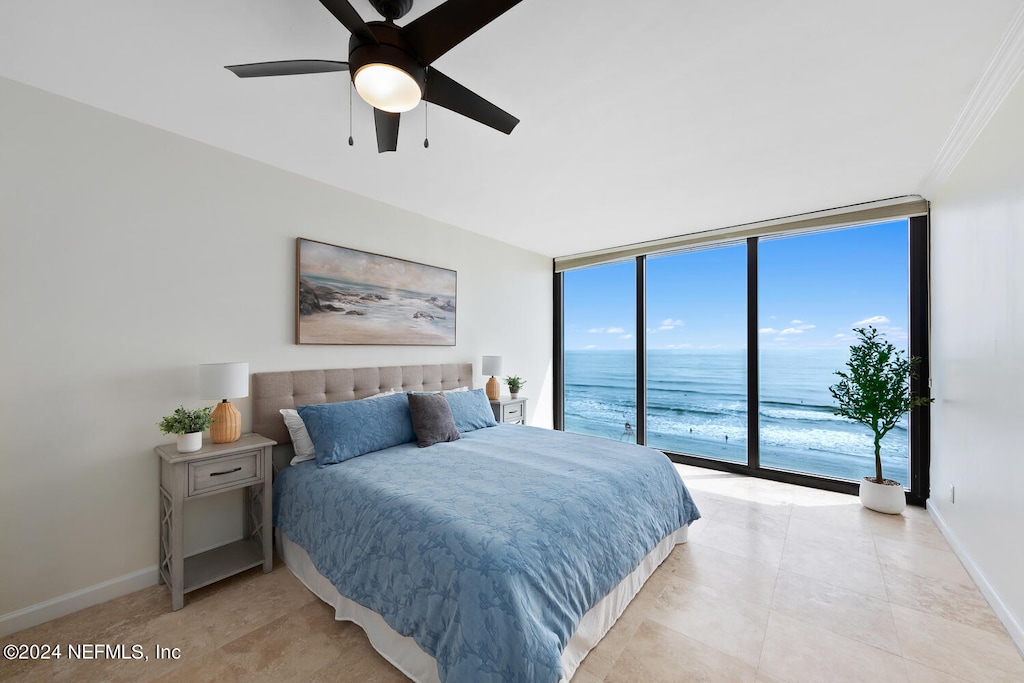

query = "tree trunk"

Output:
[[873, 429, 884, 484]]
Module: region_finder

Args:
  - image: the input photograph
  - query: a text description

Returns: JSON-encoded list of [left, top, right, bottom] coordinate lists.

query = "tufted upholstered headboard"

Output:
[[252, 363, 474, 452]]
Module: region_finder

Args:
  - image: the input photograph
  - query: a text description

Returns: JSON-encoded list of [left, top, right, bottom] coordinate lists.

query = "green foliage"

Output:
[[829, 327, 932, 484], [503, 374, 527, 393], [158, 405, 215, 435]]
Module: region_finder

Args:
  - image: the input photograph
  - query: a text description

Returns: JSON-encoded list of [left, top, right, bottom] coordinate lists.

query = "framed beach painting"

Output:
[[296, 238, 457, 346]]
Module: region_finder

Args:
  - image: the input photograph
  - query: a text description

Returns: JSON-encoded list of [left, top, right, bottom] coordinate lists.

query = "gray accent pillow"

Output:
[[407, 392, 461, 448]]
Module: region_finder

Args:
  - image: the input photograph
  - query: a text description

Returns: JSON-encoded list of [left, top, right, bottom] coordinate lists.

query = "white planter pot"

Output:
[[177, 431, 203, 453], [859, 477, 906, 514]]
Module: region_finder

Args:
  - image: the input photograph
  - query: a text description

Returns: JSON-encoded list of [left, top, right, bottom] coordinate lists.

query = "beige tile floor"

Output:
[[3, 464, 1023, 682]]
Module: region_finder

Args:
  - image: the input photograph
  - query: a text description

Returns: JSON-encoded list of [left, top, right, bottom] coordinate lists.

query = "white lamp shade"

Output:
[[354, 63, 422, 113], [200, 362, 249, 400], [482, 356, 503, 376]]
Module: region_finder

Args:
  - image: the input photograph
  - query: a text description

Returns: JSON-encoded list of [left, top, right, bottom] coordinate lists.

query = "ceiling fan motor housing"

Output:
[[369, 0, 414, 21], [348, 22, 426, 93]]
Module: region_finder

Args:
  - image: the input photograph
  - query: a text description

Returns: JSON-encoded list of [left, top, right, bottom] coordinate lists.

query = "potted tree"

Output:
[[829, 326, 931, 514], [503, 374, 527, 399], [158, 405, 215, 453]]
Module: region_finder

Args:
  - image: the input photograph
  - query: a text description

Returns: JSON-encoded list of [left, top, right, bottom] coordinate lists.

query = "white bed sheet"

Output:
[[276, 524, 688, 683]]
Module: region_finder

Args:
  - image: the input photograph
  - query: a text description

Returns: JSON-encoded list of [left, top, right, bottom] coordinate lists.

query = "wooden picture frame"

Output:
[[296, 238, 457, 346]]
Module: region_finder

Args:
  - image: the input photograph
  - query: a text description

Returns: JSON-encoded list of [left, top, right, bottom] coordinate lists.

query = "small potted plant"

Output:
[[158, 405, 215, 453], [829, 326, 932, 514], [503, 375, 526, 399]]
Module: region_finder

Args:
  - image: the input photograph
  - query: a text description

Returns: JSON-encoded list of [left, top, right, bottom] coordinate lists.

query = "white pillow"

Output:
[[281, 409, 317, 465], [281, 389, 399, 465]]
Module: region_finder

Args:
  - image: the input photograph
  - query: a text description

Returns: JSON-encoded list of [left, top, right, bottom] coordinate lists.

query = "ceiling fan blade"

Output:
[[225, 60, 350, 78], [319, 0, 378, 44], [374, 109, 400, 152], [403, 0, 523, 65], [423, 68, 519, 135]]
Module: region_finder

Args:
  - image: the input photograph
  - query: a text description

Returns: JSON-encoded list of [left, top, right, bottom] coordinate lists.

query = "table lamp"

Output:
[[482, 355, 503, 401], [200, 362, 249, 443]]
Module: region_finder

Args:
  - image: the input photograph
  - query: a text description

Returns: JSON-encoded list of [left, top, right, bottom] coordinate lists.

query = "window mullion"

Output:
[[747, 237, 760, 470], [635, 255, 647, 445]]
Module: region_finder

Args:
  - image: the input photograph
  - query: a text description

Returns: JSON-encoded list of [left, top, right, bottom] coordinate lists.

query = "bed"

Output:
[[253, 363, 700, 683]]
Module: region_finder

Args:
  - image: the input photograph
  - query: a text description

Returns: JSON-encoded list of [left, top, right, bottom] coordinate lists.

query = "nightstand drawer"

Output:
[[188, 450, 261, 496], [502, 402, 524, 422]]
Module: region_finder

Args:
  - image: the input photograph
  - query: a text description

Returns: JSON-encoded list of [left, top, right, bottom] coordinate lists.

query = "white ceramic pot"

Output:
[[859, 477, 906, 514], [510, 392, 519, 399], [177, 431, 203, 453]]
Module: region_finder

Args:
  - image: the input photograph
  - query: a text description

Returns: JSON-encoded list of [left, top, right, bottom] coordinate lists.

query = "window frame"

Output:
[[553, 214, 931, 505]]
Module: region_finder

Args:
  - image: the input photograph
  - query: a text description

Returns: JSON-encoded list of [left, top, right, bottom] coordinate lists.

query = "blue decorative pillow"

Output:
[[298, 392, 415, 467], [445, 388, 498, 432]]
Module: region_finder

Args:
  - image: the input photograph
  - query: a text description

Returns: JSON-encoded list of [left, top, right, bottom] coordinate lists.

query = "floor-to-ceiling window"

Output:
[[562, 260, 637, 442], [555, 208, 929, 502], [645, 244, 747, 463], [758, 221, 910, 484]]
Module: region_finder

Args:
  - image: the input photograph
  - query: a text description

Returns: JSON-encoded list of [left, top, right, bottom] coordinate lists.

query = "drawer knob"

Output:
[[210, 467, 243, 477]]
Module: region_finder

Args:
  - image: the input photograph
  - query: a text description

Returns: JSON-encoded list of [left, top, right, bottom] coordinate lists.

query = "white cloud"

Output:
[[607, 327, 625, 334], [583, 344, 597, 349], [646, 328, 657, 334], [791, 319, 804, 324], [658, 318, 684, 330], [620, 334, 633, 340], [833, 333, 849, 339], [587, 327, 605, 334], [780, 328, 804, 335], [759, 327, 778, 334], [853, 315, 890, 326]]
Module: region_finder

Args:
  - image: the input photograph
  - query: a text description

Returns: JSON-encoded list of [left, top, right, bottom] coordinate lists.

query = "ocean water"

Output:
[[565, 349, 911, 484], [302, 273, 456, 341]]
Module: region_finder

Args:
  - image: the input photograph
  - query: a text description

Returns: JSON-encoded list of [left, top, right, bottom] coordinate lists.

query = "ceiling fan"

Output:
[[226, 0, 523, 153]]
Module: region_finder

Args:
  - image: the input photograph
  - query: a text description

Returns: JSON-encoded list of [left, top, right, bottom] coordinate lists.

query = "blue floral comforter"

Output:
[[273, 424, 700, 683]]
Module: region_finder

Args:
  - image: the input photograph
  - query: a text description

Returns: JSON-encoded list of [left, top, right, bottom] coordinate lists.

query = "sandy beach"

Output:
[[299, 310, 454, 345]]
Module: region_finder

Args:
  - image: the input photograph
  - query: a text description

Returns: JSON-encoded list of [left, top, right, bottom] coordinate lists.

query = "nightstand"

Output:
[[155, 433, 276, 610], [490, 397, 527, 425]]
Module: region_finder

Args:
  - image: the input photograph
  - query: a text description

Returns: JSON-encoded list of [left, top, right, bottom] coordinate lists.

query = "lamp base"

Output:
[[486, 376, 500, 401], [210, 400, 241, 443]]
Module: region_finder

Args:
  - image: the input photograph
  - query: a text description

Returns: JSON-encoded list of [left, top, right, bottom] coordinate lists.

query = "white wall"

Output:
[[0, 76, 553, 626], [929, 71, 1024, 650]]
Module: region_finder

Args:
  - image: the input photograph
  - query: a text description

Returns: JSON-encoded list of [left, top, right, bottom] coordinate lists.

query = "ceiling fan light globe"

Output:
[[354, 63, 422, 113]]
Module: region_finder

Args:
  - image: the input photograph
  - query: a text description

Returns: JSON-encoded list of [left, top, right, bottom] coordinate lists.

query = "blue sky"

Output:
[[563, 220, 910, 351]]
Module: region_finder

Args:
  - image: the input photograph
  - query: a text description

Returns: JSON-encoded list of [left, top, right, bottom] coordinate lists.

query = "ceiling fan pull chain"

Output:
[[424, 101, 430, 149], [348, 81, 354, 146]]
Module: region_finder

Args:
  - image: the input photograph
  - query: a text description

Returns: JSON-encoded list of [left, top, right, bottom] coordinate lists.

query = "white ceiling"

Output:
[[1, 1, 1021, 257]]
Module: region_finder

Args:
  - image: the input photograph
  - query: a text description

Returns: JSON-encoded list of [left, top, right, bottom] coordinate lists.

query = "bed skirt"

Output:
[[276, 524, 689, 683]]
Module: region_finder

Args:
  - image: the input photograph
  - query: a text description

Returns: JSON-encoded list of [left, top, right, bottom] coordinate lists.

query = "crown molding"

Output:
[[919, 4, 1024, 198]]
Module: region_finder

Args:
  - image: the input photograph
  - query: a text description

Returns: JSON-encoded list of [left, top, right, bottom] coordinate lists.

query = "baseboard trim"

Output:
[[928, 504, 1024, 656], [0, 565, 160, 638], [0, 535, 246, 637]]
